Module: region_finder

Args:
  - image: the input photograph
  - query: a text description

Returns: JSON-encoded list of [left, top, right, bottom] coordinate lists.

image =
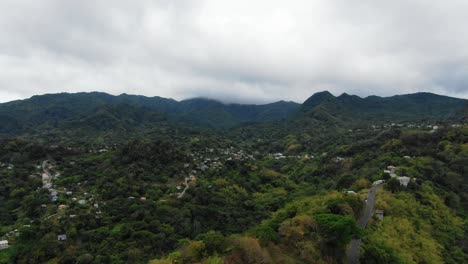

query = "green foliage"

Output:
[[315, 214, 359, 246], [0, 92, 466, 263]]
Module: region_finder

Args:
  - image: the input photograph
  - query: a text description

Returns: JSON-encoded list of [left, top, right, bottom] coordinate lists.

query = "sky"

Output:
[[0, 0, 468, 104]]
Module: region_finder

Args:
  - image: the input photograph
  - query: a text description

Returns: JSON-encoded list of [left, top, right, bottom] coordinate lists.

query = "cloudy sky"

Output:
[[1, 0, 468, 104]]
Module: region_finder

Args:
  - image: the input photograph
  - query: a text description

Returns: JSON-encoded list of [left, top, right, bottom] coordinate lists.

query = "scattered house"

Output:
[[98, 149, 108, 153], [387, 165, 396, 174], [58, 205, 67, 210], [397, 176, 411, 187], [346, 190, 357, 195], [69, 215, 77, 218], [128, 196, 135, 199], [78, 199, 86, 205], [383, 170, 391, 174], [0, 240, 8, 250], [176, 186, 182, 190], [7, 164, 14, 170], [375, 210, 384, 220], [57, 234, 67, 241], [403, 156, 412, 159], [93, 203, 99, 208], [140, 197, 147, 201], [51, 196, 58, 202], [50, 190, 58, 196], [373, 180, 385, 186], [66, 191, 73, 195]]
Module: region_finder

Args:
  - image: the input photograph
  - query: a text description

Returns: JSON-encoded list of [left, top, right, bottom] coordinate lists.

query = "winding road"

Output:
[[346, 183, 382, 264]]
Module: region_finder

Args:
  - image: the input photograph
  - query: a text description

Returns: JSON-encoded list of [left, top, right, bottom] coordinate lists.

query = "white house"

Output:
[[397, 176, 411, 187], [373, 180, 385, 185], [57, 234, 67, 241], [0, 240, 8, 250]]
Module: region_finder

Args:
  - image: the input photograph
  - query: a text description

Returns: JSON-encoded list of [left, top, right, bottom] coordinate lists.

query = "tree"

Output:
[[314, 214, 358, 246], [386, 178, 401, 193]]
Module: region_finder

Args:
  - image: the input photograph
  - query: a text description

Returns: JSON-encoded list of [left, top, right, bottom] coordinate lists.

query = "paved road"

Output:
[[346, 184, 382, 264]]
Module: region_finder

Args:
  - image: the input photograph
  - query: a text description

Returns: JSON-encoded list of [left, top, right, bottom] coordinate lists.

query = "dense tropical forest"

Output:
[[0, 91, 467, 263]]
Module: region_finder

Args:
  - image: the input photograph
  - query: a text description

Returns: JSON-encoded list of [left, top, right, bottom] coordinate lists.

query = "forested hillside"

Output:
[[0, 91, 466, 263]]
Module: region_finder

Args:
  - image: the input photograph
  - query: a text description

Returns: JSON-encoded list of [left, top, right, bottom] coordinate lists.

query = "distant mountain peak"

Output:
[[301, 91, 336, 111]]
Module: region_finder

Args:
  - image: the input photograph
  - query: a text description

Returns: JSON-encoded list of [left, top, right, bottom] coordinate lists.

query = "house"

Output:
[[51, 196, 58, 202], [375, 210, 384, 220], [78, 199, 86, 205], [346, 190, 357, 195], [0, 240, 8, 250], [57, 234, 67, 241], [58, 204, 67, 210], [397, 176, 411, 187], [373, 180, 385, 186], [387, 165, 396, 173]]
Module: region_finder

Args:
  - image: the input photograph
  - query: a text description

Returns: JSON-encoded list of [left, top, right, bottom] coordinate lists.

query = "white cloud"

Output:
[[0, 0, 468, 103]]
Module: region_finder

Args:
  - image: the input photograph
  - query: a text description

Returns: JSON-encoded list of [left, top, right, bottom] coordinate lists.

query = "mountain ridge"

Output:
[[0, 91, 466, 136]]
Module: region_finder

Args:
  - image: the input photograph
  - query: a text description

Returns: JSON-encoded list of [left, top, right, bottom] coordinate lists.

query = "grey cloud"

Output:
[[1, 0, 468, 103]]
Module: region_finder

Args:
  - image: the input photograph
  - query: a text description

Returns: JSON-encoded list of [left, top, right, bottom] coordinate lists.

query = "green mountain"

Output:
[[300, 91, 467, 124], [0, 91, 467, 264], [0, 92, 300, 135]]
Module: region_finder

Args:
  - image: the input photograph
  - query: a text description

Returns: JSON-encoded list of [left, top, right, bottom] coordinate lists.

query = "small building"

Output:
[[78, 199, 86, 205], [397, 176, 411, 187], [0, 240, 8, 250], [346, 190, 357, 195], [58, 204, 67, 210], [57, 234, 67, 241], [375, 210, 384, 220], [373, 180, 385, 186], [51, 196, 58, 202]]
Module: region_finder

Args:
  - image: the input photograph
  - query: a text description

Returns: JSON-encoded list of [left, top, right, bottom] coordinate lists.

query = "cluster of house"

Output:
[[190, 147, 256, 172], [41, 161, 62, 202], [373, 165, 413, 187]]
